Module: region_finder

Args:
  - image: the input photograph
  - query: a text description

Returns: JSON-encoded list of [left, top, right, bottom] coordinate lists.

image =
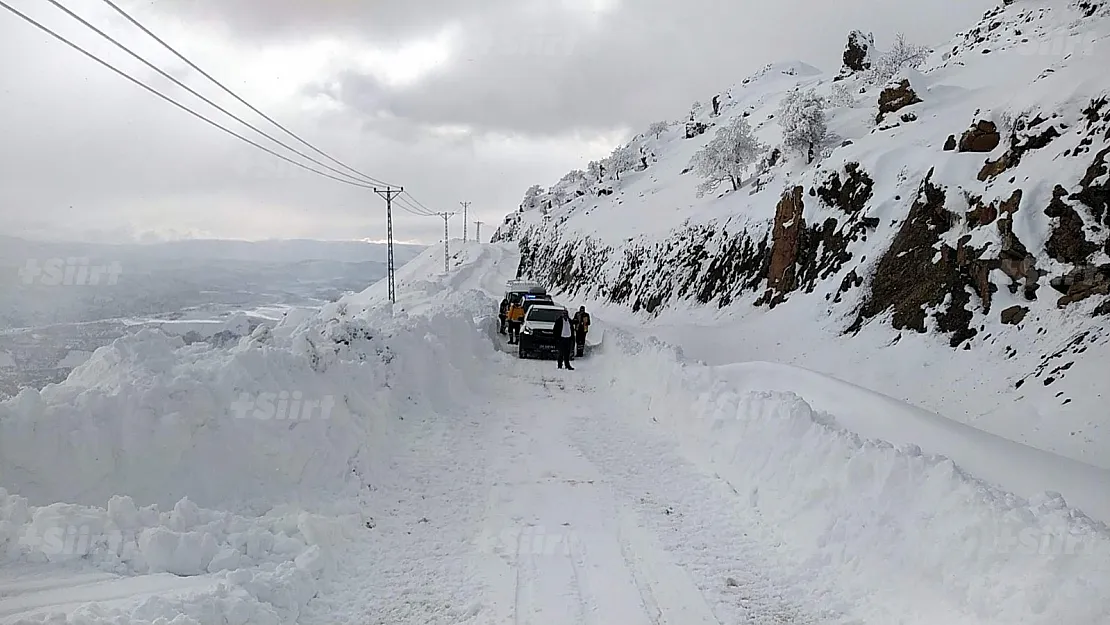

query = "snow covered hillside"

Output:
[[3, 241, 1107, 624], [494, 0, 1110, 465]]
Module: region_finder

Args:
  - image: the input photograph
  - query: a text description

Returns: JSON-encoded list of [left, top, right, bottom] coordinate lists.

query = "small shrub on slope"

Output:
[[690, 116, 766, 197], [778, 88, 828, 163]]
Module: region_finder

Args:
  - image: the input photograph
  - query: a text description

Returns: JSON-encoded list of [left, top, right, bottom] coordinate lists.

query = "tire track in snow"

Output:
[[300, 408, 495, 625], [469, 374, 651, 625], [565, 405, 839, 624], [616, 509, 722, 625]]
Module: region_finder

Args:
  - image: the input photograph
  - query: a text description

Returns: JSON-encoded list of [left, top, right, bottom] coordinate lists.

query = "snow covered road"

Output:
[[298, 329, 986, 625], [301, 337, 817, 625]]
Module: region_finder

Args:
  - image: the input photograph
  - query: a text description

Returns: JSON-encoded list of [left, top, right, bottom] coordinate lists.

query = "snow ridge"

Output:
[[598, 327, 1110, 623]]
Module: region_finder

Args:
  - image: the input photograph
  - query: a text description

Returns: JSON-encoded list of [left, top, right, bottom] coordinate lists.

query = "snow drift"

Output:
[[0, 243, 499, 624], [597, 328, 1110, 623]]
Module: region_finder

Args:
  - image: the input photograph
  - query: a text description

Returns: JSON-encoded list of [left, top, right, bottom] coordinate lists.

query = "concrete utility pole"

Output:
[[372, 186, 404, 303], [459, 201, 471, 241], [475, 220, 483, 243], [438, 212, 456, 272]]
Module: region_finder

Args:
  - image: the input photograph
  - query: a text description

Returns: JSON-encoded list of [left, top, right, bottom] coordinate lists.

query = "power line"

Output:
[[0, 0, 384, 191], [2, 0, 444, 303], [394, 195, 437, 217], [403, 192, 437, 215], [94, 0, 398, 188], [44, 0, 381, 189]]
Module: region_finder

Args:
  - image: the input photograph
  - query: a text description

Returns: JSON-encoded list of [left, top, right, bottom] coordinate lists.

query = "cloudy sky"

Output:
[[0, 0, 992, 245]]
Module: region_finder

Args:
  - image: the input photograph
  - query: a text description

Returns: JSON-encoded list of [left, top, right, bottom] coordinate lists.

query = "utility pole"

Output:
[[475, 221, 483, 243], [459, 201, 471, 241], [373, 186, 403, 303], [438, 211, 456, 273]]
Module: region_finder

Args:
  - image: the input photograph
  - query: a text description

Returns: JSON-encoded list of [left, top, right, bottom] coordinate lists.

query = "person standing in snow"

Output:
[[553, 309, 575, 370], [498, 298, 509, 335], [572, 306, 590, 357], [506, 302, 525, 344]]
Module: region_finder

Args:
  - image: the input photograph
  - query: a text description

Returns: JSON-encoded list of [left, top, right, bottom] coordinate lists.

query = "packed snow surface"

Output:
[[2, 241, 1108, 624]]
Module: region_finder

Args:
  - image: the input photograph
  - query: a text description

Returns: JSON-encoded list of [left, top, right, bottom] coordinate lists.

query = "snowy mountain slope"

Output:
[[2, 241, 1108, 623], [494, 0, 1110, 464]]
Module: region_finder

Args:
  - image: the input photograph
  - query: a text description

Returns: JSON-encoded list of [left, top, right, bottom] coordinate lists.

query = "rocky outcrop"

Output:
[[1077, 0, 1107, 18], [876, 79, 922, 123], [815, 162, 874, 215], [1072, 99, 1110, 235], [958, 120, 1001, 152], [685, 121, 708, 138], [759, 165, 878, 307], [966, 188, 1021, 228], [516, 223, 769, 315], [996, 202, 1041, 301], [765, 187, 805, 298], [978, 112, 1063, 180], [840, 30, 874, 75], [1050, 264, 1110, 307], [1001, 305, 1029, 325], [1044, 185, 1098, 265], [852, 170, 997, 346]]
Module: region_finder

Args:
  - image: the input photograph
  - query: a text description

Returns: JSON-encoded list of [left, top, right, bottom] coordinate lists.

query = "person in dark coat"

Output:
[[498, 298, 509, 335], [571, 306, 590, 357], [552, 309, 575, 370]]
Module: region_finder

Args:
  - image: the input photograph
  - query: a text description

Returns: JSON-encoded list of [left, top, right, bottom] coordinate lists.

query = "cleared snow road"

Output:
[[300, 327, 826, 625]]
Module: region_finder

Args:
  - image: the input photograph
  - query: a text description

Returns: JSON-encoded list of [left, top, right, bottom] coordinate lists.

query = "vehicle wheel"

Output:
[[518, 347, 527, 359]]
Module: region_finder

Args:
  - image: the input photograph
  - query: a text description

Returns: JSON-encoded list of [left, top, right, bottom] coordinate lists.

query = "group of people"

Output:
[[498, 299, 591, 370]]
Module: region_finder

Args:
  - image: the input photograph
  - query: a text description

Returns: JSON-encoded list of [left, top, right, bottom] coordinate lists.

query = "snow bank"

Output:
[[0, 243, 500, 623], [0, 491, 358, 576], [0, 276, 493, 511], [0, 487, 362, 623], [599, 329, 1110, 623]]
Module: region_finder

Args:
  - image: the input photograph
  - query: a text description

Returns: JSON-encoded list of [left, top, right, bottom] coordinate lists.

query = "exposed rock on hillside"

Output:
[[876, 78, 922, 123], [958, 120, 1001, 152], [840, 30, 875, 77]]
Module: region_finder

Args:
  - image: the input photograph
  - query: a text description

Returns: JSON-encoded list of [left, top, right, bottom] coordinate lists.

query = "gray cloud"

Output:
[[326, 0, 995, 137], [1, 0, 993, 244], [158, 0, 524, 45]]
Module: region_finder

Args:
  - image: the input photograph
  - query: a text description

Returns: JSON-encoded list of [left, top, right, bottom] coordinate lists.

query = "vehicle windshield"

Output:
[[526, 308, 564, 323]]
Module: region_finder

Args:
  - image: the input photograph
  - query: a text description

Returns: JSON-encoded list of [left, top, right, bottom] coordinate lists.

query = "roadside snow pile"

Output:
[[0, 490, 359, 577], [0, 279, 491, 510], [1, 488, 359, 624], [600, 329, 1110, 623], [0, 243, 499, 624]]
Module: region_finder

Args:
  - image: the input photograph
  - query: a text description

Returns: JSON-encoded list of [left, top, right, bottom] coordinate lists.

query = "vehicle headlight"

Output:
[[522, 327, 533, 334]]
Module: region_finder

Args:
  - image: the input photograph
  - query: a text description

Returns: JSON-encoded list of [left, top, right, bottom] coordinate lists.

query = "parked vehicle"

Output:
[[504, 280, 546, 307], [517, 304, 567, 359], [521, 293, 555, 314]]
